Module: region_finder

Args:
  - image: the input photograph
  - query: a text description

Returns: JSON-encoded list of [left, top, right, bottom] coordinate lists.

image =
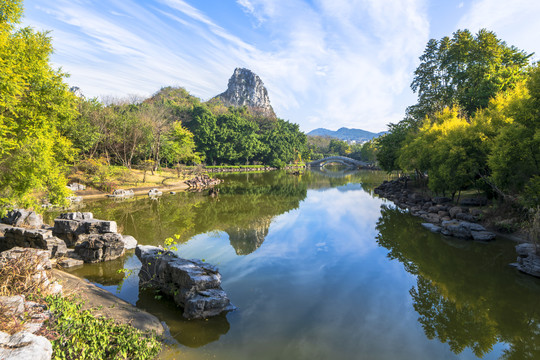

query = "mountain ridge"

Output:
[[307, 127, 385, 142]]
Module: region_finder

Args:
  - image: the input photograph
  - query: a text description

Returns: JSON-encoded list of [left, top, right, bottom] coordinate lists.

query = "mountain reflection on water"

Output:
[[47, 169, 540, 359]]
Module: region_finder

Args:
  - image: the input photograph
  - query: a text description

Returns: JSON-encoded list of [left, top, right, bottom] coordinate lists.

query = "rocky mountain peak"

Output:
[[217, 68, 275, 118]]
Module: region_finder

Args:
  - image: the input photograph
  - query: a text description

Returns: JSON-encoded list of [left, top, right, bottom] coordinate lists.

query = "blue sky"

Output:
[[23, 0, 540, 133]]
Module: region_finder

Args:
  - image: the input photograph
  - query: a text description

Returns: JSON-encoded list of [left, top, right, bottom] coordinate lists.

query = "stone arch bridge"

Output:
[[306, 156, 369, 168]]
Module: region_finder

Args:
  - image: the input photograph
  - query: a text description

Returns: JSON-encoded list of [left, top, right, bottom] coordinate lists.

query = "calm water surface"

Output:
[[47, 169, 540, 359]]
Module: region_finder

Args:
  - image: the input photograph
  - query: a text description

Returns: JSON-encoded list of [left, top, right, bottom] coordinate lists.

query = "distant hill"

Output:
[[307, 127, 385, 142]]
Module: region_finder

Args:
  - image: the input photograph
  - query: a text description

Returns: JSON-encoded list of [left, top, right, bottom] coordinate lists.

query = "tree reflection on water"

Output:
[[376, 204, 540, 359]]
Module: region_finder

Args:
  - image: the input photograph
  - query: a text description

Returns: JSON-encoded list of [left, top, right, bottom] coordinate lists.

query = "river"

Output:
[[47, 169, 540, 360]]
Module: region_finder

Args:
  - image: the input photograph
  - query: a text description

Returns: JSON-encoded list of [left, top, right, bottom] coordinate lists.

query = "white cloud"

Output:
[[24, 0, 430, 132]]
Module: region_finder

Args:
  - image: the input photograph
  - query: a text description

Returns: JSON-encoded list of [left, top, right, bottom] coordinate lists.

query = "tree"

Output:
[[161, 121, 202, 167], [0, 0, 78, 209], [328, 139, 350, 156], [410, 29, 531, 121], [376, 121, 412, 172]]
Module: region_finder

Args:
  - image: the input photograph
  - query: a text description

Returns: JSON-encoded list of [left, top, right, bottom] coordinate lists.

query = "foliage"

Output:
[[409, 29, 531, 121], [45, 295, 162, 360], [0, 0, 78, 209], [376, 121, 412, 172], [376, 29, 538, 210]]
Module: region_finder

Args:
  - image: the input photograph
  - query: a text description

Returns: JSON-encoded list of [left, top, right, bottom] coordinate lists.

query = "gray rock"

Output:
[[440, 220, 490, 240], [53, 218, 117, 246], [0, 295, 25, 316], [420, 213, 441, 224], [516, 243, 537, 257], [456, 213, 476, 222], [58, 212, 93, 221], [1, 209, 43, 228], [66, 183, 85, 191], [2, 227, 67, 257], [421, 223, 442, 233], [0, 247, 51, 271], [75, 233, 125, 263], [471, 230, 496, 241], [449, 206, 463, 219], [121, 235, 137, 250], [515, 243, 540, 277], [216, 68, 276, 118], [57, 257, 84, 268], [0, 223, 10, 236], [0, 331, 52, 360], [136, 245, 236, 319]]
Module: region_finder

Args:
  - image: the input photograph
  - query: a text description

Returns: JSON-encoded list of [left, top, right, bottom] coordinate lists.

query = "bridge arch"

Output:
[[306, 156, 369, 168]]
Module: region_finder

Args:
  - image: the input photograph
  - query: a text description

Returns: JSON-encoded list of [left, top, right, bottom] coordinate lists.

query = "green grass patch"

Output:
[[45, 295, 162, 360]]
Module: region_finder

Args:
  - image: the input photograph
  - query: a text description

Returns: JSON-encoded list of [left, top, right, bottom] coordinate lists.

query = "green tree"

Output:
[[328, 139, 350, 156], [162, 121, 202, 166], [410, 29, 531, 121], [0, 0, 78, 209]]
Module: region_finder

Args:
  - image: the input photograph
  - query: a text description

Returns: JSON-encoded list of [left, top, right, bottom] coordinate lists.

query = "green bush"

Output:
[[45, 295, 162, 360]]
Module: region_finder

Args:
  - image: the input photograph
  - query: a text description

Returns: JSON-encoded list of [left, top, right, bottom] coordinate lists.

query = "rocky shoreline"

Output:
[[0, 208, 236, 358], [374, 177, 539, 278]]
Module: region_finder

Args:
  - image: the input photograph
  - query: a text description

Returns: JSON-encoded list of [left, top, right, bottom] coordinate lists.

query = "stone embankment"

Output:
[[374, 177, 496, 241], [375, 177, 540, 278], [136, 245, 236, 319], [205, 165, 304, 173]]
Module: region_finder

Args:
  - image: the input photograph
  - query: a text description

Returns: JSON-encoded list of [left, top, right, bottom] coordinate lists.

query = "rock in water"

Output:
[[75, 233, 125, 263], [135, 245, 236, 319], [217, 68, 276, 118]]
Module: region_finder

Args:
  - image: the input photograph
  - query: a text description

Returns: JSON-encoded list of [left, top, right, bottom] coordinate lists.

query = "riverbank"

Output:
[[0, 247, 163, 359], [69, 164, 305, 200], [374, 177, 540, 278]]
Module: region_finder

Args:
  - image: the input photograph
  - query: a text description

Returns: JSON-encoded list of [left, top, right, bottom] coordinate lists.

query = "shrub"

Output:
[[45, 295, 162, 360]]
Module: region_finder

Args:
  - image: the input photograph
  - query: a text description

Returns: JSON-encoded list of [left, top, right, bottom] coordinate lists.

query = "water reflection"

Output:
[[376, 204, 540, 359], [137, 289, 230, 348], [45, 169, 540, 359]]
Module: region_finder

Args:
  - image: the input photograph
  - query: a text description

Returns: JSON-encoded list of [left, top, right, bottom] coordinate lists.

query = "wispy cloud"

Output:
[[457, 0, 540, 61], [24, 0, 430, 132]]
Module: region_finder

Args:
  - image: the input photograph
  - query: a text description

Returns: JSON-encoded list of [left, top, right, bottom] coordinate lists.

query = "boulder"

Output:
[[420, 213, 441, 224], [471, 231, 496, 242], [421, 223, 441, 233], [440, 220, 495, 241], [515, 243, 540, 277], [1, 209, 43, 229], [456, 213, 477, 222], [449, 206, 463, 219], [57, 257, 84, 268], [0, 331, 52, 360], [53, 217, 117, 247], [121, 235, 137, 250], [0, 248, 60, 295], [0, 247, 51, 271], [74, 233, 125, 263], [0, 295, 25, 316], [136, 245, 235, 319], [66, 183, 85, 191], [2, 227, 67, 257], [58, 212, 93, 221]]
